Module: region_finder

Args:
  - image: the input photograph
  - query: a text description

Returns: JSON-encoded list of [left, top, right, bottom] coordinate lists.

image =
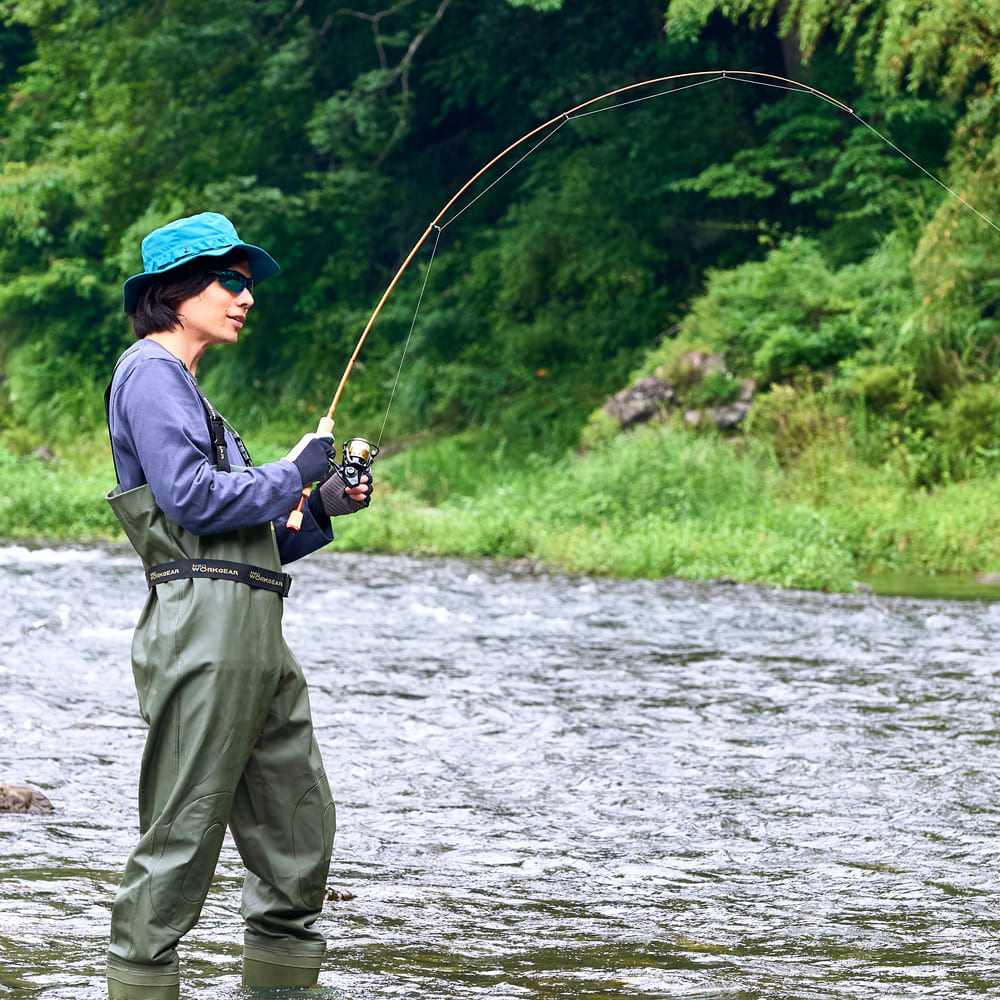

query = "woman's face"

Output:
[[176, 258, 254, 349]]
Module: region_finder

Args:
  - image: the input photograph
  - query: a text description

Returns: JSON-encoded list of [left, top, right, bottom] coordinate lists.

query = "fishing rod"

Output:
[[285, 68, 1000, 530]]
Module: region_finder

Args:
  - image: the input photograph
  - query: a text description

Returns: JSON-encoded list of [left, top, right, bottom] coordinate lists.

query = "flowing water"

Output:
[[2, 543, 1000, 999]]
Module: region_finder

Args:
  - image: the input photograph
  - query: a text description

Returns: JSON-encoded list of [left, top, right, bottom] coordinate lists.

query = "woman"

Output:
[[105, 212, 370, 998]]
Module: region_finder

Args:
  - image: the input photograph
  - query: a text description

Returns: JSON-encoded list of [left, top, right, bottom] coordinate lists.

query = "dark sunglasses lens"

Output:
[[217, 271, 251, 294]]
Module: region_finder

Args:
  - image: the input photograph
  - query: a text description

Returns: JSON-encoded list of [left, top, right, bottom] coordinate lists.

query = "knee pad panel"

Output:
[[149, 793, 230, 929], [292, 781, 336, 907]]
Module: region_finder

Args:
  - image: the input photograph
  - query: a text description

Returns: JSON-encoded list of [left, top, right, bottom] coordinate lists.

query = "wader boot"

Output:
[[106, 482, 335, 994], [107, 954, 179, 1000]]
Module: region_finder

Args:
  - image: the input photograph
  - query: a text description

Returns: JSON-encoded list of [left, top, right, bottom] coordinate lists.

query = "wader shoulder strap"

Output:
[[183, 373, 232, 473], [146, 558, 292, 597], [221, 414, 254, 470], [104, 344, 253, 475], [183, 374, 255, 472]]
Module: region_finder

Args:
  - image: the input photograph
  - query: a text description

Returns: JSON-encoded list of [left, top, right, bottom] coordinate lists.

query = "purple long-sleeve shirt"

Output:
[[107, 339, 332, 564]]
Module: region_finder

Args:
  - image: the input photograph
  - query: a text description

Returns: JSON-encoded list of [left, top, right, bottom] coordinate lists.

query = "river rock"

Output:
[[683, 402, 752, 430], [711, 401, 753, 430], [603, 376, 674, 428], [0, 783, 54, 814], [601, 355, 756, 434]]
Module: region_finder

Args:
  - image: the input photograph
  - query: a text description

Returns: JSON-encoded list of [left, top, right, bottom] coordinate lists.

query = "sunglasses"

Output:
[[211, 269, 254, 295]]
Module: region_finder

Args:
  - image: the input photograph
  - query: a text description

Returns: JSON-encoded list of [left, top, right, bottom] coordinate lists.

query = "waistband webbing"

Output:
[[146, 559, 292, 597]]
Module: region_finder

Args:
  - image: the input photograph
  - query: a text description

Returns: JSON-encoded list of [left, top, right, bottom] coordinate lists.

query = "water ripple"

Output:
[[2, 547, 1000, 998]]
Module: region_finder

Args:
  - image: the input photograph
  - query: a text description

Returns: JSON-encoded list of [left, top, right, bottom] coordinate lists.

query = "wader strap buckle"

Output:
[[146, 559, 292, 597]]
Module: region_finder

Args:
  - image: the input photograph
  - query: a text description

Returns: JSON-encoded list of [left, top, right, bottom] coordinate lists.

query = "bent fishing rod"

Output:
[[286, 68, 1000, 530]]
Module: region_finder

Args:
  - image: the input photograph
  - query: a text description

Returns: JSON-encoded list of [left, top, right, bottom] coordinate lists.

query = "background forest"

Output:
[[3, 0, 1000, 592]]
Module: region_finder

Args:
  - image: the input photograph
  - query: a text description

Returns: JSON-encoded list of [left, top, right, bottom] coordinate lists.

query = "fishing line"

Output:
[[369, 77, 756, 444], [567, 75, 727, 120], [720, 73, 1000, 233], [438, 78, 724, 229], [376, 223, 443, 448], [722, 72, 850, 110], [438, 118, 572, 230], [373, 70, 995, 431], [850, 117, 1000, 236], [287, 69, 1000, 529]]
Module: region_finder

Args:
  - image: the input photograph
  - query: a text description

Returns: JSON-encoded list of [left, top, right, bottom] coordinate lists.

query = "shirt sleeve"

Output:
[[109, 349, 310, 538], [274, 496, 333, 564]]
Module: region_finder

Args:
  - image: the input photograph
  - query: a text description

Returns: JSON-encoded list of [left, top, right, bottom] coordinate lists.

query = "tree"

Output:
[[663, 0, 1000, 392]]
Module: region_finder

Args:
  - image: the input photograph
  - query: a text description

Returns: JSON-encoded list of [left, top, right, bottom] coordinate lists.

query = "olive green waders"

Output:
[[106, 483, 336, 998]]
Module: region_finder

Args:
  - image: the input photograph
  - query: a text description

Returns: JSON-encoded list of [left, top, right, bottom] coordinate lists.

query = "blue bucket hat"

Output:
[[122, 212, 280, 312]]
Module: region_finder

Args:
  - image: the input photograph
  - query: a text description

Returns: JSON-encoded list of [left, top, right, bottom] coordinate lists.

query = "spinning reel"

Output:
[[340, 436, 379, 489]]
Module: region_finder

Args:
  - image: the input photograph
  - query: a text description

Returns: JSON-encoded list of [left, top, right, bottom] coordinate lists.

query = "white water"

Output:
[[3, 545, 1000, 998]]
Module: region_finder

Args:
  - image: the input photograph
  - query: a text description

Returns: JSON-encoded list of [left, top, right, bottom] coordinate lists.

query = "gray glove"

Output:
[[318, 468, 371, 517]]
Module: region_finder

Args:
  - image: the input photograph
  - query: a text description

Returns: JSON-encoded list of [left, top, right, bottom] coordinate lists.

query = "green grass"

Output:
[[6, 424, 1000, 594], [0, 447, 120, 541], [335, 425, 1000, 591]]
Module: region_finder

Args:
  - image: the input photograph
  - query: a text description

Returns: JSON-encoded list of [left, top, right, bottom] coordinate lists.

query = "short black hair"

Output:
[[127, 250, 248, 338]]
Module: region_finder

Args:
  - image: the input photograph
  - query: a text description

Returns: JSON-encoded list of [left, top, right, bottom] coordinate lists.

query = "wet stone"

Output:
[[0, 782, 54, 814]]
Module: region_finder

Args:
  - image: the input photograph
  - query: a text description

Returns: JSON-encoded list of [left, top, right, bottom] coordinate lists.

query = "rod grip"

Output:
[[286, 486, 312, 532], [285, 417, 334, 532]]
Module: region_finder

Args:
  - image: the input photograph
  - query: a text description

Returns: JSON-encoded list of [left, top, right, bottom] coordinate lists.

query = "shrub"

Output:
[[745, 379, 849, 465]]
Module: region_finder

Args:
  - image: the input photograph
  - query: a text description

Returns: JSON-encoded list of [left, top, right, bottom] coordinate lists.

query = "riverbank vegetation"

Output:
[[7, 424, 1000, 593], [3, 0, 1000, 593]]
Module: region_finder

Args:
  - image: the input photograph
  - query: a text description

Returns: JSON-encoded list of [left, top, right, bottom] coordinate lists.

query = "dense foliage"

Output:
[[656, 0, 1000, 489], [2, 0, 726, 449], [3, 0, 1000, 585]]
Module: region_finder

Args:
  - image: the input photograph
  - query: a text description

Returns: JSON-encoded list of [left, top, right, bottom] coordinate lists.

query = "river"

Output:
[[1, 543, 999, 999]]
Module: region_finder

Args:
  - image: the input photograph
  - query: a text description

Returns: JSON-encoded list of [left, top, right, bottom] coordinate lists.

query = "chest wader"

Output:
[[105, 367, 335, 999]]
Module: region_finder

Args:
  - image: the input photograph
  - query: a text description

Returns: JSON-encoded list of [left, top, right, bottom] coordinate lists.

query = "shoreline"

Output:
[[3, 535, 999, 603]]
